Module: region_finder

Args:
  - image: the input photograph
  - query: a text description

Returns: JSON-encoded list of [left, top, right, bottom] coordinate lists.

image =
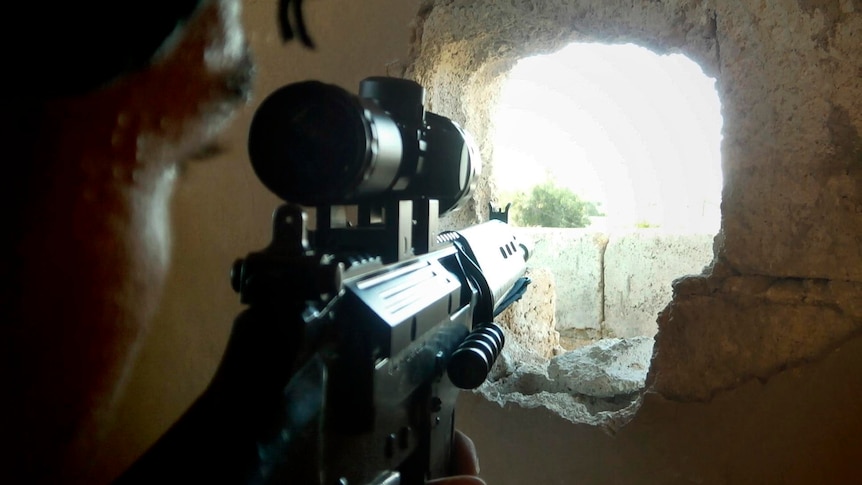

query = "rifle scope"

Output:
[[247, 77, 480, 214]]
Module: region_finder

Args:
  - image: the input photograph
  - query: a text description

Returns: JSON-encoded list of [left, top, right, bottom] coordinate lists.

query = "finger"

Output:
[[450, 430, 480, 476]]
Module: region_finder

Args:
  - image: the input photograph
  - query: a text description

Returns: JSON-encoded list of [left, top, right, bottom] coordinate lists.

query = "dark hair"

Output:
[[8, 1, 203, 98]]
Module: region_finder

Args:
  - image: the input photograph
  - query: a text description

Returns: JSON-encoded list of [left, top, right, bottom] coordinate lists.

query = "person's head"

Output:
[[1, 1, 253, 482]]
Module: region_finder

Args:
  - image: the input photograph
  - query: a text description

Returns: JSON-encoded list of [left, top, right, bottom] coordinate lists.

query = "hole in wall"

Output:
[[483, 42, 723, 426], [494, 43, 723, 234]]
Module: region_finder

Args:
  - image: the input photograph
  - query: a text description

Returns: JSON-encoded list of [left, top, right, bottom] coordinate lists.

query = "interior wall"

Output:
[[94, 1, 421, 482], [409, 0, 862, 483]]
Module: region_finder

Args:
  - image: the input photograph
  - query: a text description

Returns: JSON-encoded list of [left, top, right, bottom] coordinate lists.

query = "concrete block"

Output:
[[517, 228, 607, 332], [496, 267, 561, 360], [604, 232, 714, 338]]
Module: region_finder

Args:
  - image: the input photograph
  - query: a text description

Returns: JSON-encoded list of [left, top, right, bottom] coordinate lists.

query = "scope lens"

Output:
[[247, 81, 370, 205]]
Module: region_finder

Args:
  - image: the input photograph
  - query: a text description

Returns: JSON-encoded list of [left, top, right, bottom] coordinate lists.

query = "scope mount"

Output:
[[313, 198, 442, 264]]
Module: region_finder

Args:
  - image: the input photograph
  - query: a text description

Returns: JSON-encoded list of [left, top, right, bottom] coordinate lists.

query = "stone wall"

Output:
[[485, 229, 715, 430], [522, 228, 715, 342]]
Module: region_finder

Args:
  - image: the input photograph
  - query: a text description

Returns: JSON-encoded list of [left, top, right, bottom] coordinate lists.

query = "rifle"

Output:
[[116, 77, 530, 484]]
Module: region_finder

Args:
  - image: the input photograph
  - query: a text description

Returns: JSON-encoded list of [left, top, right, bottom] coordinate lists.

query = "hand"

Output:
[[427, 430, 486, 485]]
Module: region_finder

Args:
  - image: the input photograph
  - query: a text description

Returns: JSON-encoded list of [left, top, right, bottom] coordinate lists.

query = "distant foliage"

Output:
[[512, 181, 598, 228], [635, 220, 660, 229]]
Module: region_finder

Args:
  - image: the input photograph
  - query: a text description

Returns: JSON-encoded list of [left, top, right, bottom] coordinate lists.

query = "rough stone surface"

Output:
[[480, 336, 654, 427], [603, 232, 715, 338], [495, 267, 562, 360], [409, 0, 862, 409], [547, 337, 654, 398], [649, 272, 862, 401], [514, 228, 715, 343], [519, 228, 606, 333], [715, 1, 862, 281]]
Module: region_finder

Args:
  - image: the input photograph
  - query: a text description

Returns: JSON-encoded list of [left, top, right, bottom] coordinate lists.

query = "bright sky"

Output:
[[492, 43, 723, 233]]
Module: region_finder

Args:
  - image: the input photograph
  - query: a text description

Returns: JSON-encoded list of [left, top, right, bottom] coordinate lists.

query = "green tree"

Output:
[[513, 181, 592, 228]]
